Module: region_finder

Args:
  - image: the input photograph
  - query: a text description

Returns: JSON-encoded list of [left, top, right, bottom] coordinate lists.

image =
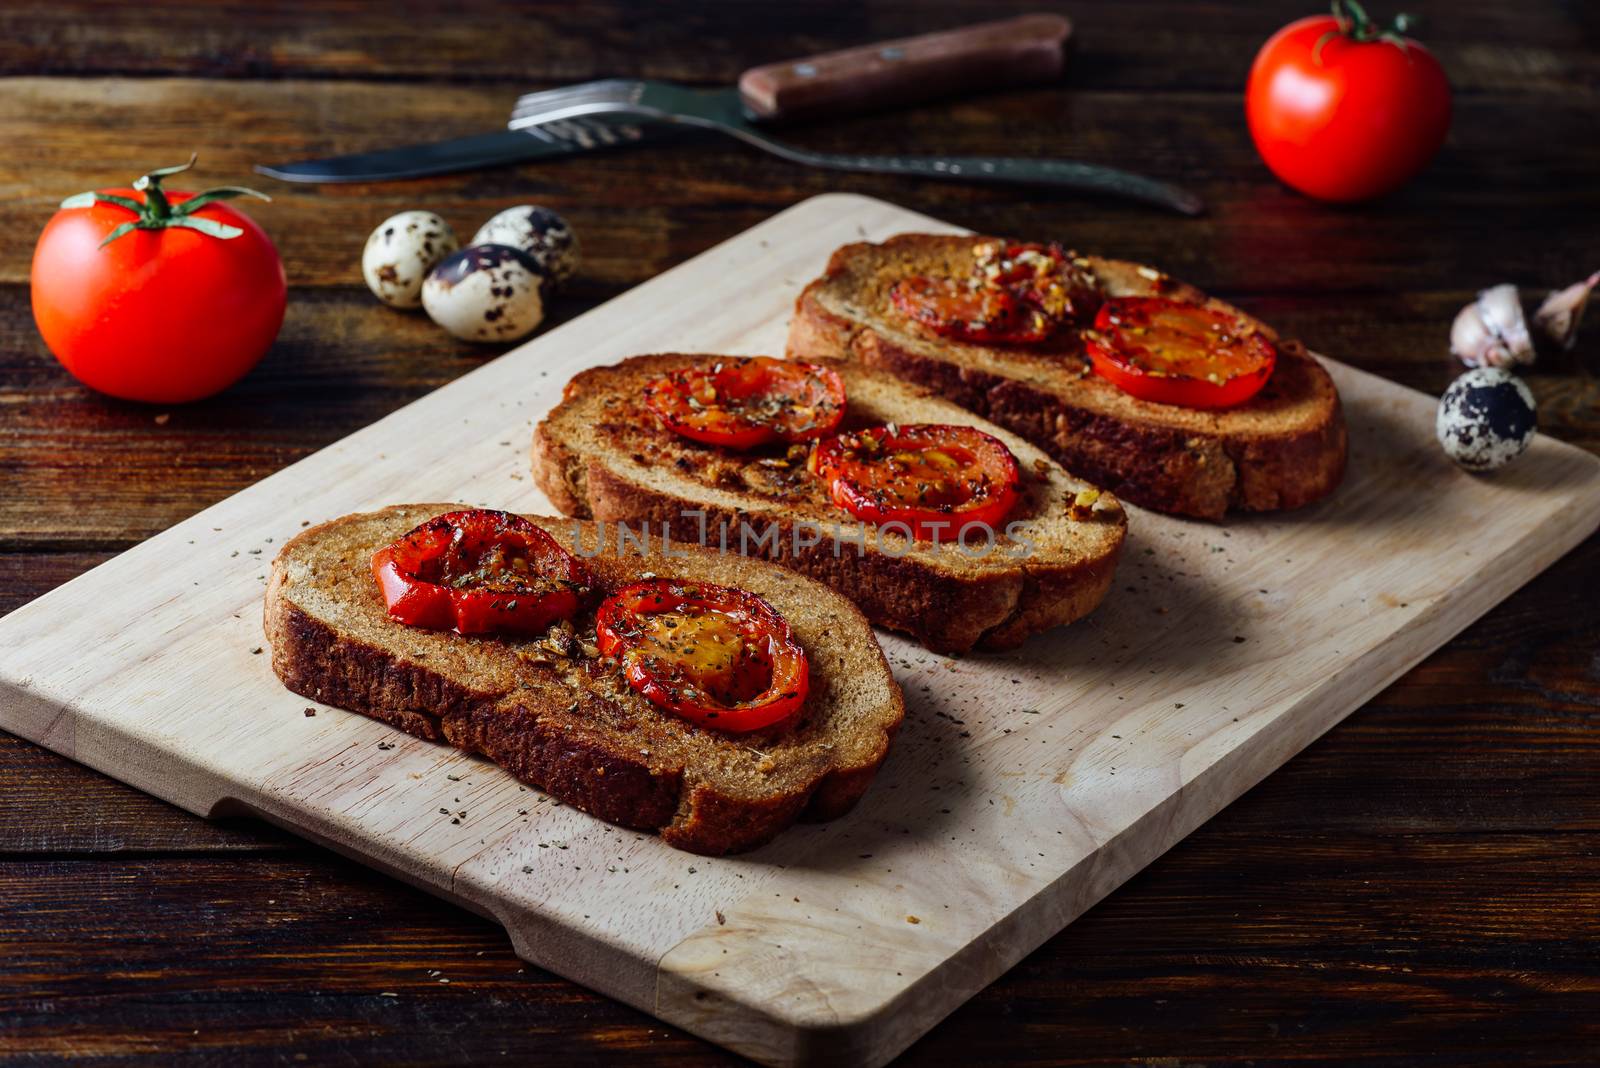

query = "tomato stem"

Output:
[[59, 154, 273, 248], [1316, 0, 1420, 63]]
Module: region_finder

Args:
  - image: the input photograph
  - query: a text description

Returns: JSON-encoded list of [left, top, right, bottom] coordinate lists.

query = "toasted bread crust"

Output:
[[788, 234, 1348, 520], [531, 354, 1127, 653], [264, 595, 689, 829], [265, 506, 904, 855]]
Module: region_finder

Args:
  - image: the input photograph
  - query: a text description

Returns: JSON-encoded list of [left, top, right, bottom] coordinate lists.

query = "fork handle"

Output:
[[738, 14, 1072, 123], [794, 152, 1205, 216]]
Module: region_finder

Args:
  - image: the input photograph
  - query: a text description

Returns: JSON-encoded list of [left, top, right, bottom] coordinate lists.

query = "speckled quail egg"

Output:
[[1436, 367, 1537, 472], [471, 205, 579, 291], [362, 211, 459, 309], [421, 244, 546, 343]]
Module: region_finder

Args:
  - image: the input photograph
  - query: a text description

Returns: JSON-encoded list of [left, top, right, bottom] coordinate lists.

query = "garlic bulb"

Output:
[[1532, 270, 1598, 352], [1451, 283, 1534, 369]]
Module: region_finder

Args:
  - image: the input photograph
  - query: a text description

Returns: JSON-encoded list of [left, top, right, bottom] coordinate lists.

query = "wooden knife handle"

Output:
[[737, 14, 1073, 123]]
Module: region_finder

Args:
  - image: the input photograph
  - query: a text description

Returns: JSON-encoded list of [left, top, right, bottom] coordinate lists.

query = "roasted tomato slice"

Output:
[[891, 242, 1102, 344], [975, 241, 1102, 324], [643, 356, 846, 450], [370, 509, 592, 636], [595, 579, 809, 733], [1085, 296, 1278, 409], [889, 276, 1052, 344], [811, 423, 1022, 541]]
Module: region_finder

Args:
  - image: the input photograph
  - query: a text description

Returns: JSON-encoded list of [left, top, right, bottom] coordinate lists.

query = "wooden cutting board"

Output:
[[3, 194, 1597, 1067]]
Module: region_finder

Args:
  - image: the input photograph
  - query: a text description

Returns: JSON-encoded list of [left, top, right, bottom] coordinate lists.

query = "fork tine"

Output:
[[510, 79, 641, 121], [537, 119, 609, 149], [545, 121, 602, 148], [521, 117, 641, 150], [563, 118, 616, 146], [518, 122, 558, 144]]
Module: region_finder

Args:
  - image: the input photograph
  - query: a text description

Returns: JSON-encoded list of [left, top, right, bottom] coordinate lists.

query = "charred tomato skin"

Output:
[[888, 241, 1101, 345], [889, 276, 1050, 345], [1084, 296, 1277, 409], [644, 357, 846, 450], [811, 423, 1022, 541], [979, 242, 1102, 325], [370, 509, 591, 636], [595, 579, 810, 733]]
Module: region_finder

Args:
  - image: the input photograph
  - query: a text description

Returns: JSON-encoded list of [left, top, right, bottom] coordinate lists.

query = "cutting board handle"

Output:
[[737, 13, 1073, 123]]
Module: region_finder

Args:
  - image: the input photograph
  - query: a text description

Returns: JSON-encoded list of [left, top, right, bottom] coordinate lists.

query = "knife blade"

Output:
[[255, 118, 650, 184]]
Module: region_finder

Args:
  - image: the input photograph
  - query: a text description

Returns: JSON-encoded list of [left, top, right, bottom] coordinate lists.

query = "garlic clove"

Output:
[[1450, 302, 1499, 367], [1451, 283, 1534, 369], [1532, 270, 1599, 352]]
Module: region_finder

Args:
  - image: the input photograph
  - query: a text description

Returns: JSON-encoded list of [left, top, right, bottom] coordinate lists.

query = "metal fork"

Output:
[[524, 116, 647, 150], [510, 79, 1203, 216]]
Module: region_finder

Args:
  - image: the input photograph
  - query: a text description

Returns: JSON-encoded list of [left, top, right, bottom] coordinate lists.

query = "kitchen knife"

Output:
[[256, 15, 1074, 185], [255, 117, 651, 184]]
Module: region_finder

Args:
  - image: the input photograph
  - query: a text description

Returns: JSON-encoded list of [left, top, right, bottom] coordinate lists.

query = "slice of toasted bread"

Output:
[[788, 234, 1347, 520], [264, 504, 904, 855], [531, 354, 1127, 654]]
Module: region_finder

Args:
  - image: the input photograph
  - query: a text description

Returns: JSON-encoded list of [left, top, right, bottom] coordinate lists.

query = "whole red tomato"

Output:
[[1246, 3, 1451, 202], [31, 158, 286, 404]]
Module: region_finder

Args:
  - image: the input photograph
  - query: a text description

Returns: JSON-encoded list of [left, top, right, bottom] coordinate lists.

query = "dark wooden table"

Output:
[[3, 1, 1598, 1063]]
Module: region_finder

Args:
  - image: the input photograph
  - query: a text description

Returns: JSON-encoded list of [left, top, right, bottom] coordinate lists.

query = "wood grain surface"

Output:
[[3, 1, 1599, 1064]]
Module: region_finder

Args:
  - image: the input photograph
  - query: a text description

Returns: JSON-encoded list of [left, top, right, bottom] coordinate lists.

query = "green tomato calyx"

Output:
[[60, 155, 273, 248], [1314, 1, 1419, 64]]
